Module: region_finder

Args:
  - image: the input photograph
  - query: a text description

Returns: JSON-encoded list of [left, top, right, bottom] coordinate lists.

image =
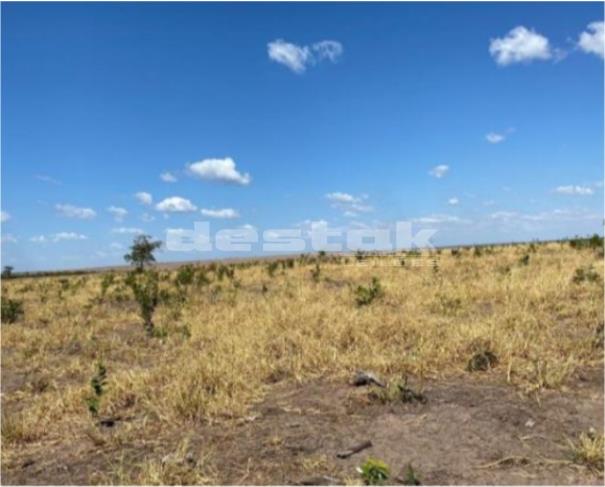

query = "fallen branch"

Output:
[[336, 440, 372, 459]]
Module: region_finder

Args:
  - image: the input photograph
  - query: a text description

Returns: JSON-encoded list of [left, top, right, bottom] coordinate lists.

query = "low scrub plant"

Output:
[[358, 458, 390, 485], [1, 297, 24, 324], [86, 362, 107, 417], [572, 265, 600, 284], [354, 277, 383, 306], [568, 429, 604, 471], [125, 270, 159, 336]]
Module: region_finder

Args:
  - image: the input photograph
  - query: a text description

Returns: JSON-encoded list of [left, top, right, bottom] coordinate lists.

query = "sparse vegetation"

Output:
[[568, 429, 604, 471], [354, 277, 383, 306], [1, 297, 24, 323], [358, 458, 390, 485], [124, 234, 162, 271]]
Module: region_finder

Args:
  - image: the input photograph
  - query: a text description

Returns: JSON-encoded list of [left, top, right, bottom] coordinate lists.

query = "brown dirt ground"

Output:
[[1, 367, 603, 485]]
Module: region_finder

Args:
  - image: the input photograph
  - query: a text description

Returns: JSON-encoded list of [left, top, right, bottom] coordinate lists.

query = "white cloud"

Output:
[[490, 211, 518, 221], [490, 26, 552, 65], [554, 185, 594, 195], [448, 197, 459, 206], [267, 39, 343, 73], [325, 192, 373, 216], [155, 196, 197, 213], [30, 232, 87, 243], [110, 242, 124, 249], [188, 158, 251, 186], [107, 206, 128, 222], [412, 214, 471, 224], [486, 132, 505, 143], [325, 192, 359, 204], [55, 204, 96, 219], [578, 21, 604, 59], [1, 234, 17, 244], [313, 40, 343, 62], [490, 208, 600, 224], [1, 211, 10, 223], [200, 208, 240, 219], [429, 164, 449, 178], [160, 172, 178, 183], [135, 192, 153, 205], [111, 227, 144, 234], [52, 232, 87, 242]]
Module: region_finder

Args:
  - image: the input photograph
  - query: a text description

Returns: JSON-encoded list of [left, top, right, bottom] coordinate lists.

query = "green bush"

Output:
[[1, 298, 24, 324], [355, 277, 383, 306], [358, 458, 390, 485], [125, 270, 159, 335]]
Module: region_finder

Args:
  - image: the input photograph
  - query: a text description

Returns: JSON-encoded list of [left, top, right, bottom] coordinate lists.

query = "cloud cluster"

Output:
[[485, 132, 505, 144], [107, 206, 128, 222], [267, 39, 343, 73], [55, 204, 96, 219], [111, 227, 144, 234], [135, 192, 153, 205], [490, 22, 604, 66], [554, 185, 594, 196], [429, 165, 449, 178], [325, 192, 373, 216], [490, 26, 552, 65], [578, 21, 604, 59], [200, 208, 240, 219], [155, 196, 197, 212], [1, 211, 10, 223], [160, 172, 178, 183], [188, 158, 251, 185], [30, 232, 88, 243]]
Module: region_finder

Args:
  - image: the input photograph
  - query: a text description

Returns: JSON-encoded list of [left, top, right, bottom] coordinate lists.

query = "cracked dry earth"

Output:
[[3, 368, 603, 485]]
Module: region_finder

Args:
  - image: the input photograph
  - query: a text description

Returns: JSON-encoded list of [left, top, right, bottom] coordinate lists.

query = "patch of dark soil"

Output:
[[2, 369, 603, 485]]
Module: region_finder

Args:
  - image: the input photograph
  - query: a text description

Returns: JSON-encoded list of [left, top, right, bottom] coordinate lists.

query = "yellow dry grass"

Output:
[[1, 241, 603, 481]]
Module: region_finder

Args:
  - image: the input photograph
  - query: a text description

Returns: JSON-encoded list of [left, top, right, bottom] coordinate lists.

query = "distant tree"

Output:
[[1, 266, 14, 279], [124, 235, 162, 271]]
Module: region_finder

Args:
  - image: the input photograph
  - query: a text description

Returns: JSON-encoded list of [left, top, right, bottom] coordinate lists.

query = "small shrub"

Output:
[[473, 246, 482, 257], [518, 254, 530, 266], [100, 272, 115, 297], [175, 265, 195, 287], [125, 270, 159, 335], [310, 263, 321, 283], [1, 298, 24, 324], [266, 262, 279, 278], [568, 429, 604, 471], [124, 235, 162, 271], [358, 458, 390, 485], [355, 277, 383, 306], [86, 362, 107, 417], [572, 265, 600, 284], [1, 266, 14, 279], [355, 250, 366, 262]]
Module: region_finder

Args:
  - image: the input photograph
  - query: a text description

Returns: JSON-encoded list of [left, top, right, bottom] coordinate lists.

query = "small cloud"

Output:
[[155, 196, 197, 212], [55, 204, 96, 219], [135, 192, 153, 205], [112, 227, 144, 234], [30, 235, 47, 243], [483, 200, 496, 206], [51, 232, 87, 242], [448, 197, 459, 206], [490, 211, 518, 221], [200, 208, 240, 219], [188, 158, 251, 185], [578, 21, 604, 59], [490, 26, 552, 65], [160, 172, 178, 183], [107, 206, 128, 222], [110, 242, 124, 250], [35, 174, 62, 185], [325, 192, 359, 204], [412, 214, 471, 224], [554, 185, 594, 195], [486, 132, 505, 143], [267, 39, 343, 73], [1, 211, 10, 223], [429, 165, 449, 178]]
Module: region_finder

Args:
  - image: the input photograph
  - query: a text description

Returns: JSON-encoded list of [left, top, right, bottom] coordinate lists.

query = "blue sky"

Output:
[[1, 2, 603, 271]]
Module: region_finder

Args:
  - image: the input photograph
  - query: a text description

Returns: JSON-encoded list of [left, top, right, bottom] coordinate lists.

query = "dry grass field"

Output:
[[1, 240, 604, 485]]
